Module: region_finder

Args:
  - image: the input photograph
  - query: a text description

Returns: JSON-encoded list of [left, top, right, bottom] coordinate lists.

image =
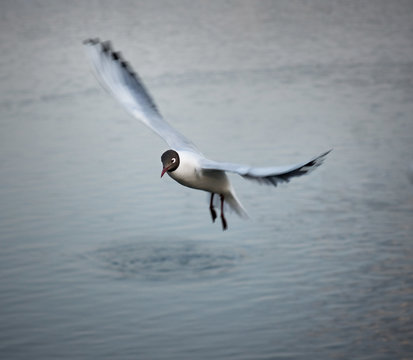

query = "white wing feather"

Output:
[[200, 150, 331, 186], [83, 38, 201, 154]]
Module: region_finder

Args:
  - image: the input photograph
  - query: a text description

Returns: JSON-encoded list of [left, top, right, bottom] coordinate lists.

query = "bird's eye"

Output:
[[171, 158, 176, 163]]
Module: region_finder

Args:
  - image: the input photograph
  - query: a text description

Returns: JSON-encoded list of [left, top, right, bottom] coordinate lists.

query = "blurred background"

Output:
[[0, 1, 412, 359]]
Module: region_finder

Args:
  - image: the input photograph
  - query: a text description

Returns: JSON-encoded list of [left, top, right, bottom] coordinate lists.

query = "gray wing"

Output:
[[83, 38, 201, 154], [200, 150, 331, 186]]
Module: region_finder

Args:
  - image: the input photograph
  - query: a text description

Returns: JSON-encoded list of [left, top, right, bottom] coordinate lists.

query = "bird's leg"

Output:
[[209, 193, 217, 223], [220, 194, 228, 231]]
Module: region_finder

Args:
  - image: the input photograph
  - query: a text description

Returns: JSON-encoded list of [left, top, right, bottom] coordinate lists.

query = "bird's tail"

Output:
[[225, 190, 249, 219]]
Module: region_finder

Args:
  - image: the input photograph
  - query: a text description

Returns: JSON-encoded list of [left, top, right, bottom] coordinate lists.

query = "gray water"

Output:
[[1, 1, 412, 359]]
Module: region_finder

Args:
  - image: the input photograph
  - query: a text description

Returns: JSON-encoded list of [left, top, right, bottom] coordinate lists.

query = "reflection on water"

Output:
[[1, 1, 413, 359]]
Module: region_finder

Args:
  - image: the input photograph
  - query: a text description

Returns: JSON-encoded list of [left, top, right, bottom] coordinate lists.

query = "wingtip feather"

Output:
[[83, 38, 100, 45]]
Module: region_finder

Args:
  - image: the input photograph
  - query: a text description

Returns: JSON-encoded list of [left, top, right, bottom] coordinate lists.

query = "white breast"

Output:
[[168, 151, 231, 194]]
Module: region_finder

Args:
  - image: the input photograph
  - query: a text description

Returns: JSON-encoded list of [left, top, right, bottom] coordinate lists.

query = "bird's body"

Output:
[[84, 38, 331, 230], [162, 150, 247, 222], [168, 151, 228, 194]]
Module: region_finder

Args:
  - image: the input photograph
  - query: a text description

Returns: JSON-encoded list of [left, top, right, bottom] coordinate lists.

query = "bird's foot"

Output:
[[209, 193, 217, 223], [221, 214, 227, 231], [210, 207, 217, 223]]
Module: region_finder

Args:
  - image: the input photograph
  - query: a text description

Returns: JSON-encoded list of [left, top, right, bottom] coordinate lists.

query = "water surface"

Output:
[[0, 1, 412, 359]]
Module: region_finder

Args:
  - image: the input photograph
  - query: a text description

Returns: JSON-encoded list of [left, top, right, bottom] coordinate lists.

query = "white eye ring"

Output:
[[171, 158, 176, 163]]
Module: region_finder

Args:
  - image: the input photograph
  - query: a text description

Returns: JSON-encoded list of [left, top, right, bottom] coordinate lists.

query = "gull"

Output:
[[83, 38, 331, 230]]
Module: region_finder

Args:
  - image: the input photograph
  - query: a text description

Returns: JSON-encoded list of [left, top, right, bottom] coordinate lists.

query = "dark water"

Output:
[[1, 1, 412, 359]]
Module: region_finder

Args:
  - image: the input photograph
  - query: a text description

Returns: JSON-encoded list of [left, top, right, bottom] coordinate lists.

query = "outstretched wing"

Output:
[[83, 38, 201, 154], [201, 150, 331, 186]]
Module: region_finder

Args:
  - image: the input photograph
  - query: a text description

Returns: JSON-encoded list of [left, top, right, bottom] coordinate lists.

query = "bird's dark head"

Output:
[[161, 150, 180, 177]]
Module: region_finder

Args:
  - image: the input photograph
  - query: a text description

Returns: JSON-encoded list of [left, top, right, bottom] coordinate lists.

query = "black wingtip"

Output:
[[324, 148, 333, 156], [101, 40, 112, 53], [94, 40, 134, 76], [304, 149, 332, 170], [83, 37, 161, 115], [316, 148, 333, 164], [112, 51, 122, 61], [83, 38, 100, 45]]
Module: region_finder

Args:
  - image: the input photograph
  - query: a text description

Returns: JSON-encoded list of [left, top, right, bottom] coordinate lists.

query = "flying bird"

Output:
[[84, 38, 331, 230]]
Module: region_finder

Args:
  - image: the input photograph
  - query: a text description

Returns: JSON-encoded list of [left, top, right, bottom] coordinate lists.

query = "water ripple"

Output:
[[87, 239, 246, 281]]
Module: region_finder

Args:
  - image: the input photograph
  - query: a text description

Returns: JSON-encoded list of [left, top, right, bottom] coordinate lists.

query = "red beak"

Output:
[[161, 167, 169, 178]]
